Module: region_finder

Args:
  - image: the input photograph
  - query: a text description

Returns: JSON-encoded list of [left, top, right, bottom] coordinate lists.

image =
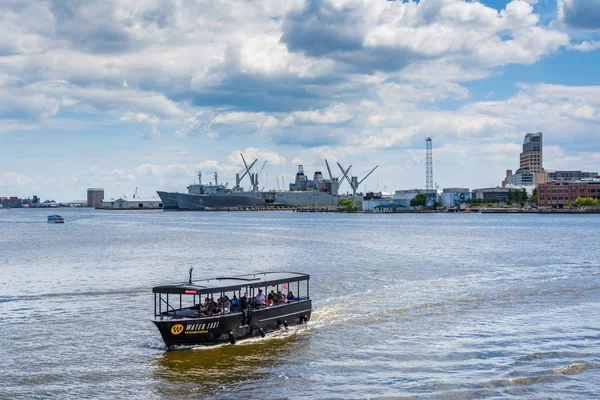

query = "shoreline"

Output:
[[7, 206, 600, 214]]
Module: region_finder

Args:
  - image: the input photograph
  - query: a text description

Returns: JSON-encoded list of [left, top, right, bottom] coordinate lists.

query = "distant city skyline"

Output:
[[1, 0, 599, 201]]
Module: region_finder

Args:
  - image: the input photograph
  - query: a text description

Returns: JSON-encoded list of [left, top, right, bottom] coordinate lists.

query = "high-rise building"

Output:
[[517, 132, 543, 174], [87, 188, 104, 207], [503, 132, 545, 188]]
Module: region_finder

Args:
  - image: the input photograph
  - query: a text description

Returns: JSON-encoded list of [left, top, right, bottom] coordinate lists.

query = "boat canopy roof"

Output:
[[153, 272, 309, 295]]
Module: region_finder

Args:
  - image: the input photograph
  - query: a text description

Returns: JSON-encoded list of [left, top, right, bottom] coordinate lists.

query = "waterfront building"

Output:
[[392, 189, 438, 208], [538, 180, 600, 208], [361, 189, 439, 211], [441, 188, 471, 207], [87, 188, 105, 207], [361, 192, 396, 211], [503, 132, 546, 188], [0, 197, 23, 208], [519, 132, 543, 173], [472, 187, 511, 203], [100, 198, 163, 209], [547, 170, 598, 181]]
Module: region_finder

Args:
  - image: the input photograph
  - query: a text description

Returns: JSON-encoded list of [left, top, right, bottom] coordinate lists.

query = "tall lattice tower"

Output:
[[425, 137, 433, 190]]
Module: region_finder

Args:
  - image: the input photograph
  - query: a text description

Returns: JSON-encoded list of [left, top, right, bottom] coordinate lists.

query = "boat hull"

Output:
[[153, 299, 312, 347], [157, 191, 267, 210]]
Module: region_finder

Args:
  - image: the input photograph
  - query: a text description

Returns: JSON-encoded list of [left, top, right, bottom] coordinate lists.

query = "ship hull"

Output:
[[153, 299, 312, 347], [157, 191, 267, 210], [156, 191, 179, 209]]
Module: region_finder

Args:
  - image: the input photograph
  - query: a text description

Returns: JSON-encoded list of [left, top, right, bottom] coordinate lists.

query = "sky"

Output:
[[1, 0, 600, 201]]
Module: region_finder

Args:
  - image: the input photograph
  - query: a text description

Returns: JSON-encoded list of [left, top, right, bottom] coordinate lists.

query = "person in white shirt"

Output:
[[255, 289, 266, 307]]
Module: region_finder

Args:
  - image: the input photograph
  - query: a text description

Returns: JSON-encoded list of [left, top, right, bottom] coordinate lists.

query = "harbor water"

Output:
[[0, 209, 599, 399]]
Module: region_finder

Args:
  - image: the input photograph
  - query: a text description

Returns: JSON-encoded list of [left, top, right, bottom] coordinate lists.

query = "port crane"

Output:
[[336, 162, 379, 197], [324, 159, 344, 195], [241, 153, 264, 192], [256, 161, 267, 191], [237, 153, 258, 191]]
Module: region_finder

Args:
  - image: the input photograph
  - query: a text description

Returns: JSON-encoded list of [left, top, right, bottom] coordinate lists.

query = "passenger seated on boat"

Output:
[[278, 291, 288, 303], [255, 289, 266, 308], [231, 295, 240, 310], [217, 296, 231, 314], [199, 297, 210, 314], [268, 290, 276, 303], [287, 291, 295, 301], [267, 299, 273, 306], [212, 303, 222, 315]]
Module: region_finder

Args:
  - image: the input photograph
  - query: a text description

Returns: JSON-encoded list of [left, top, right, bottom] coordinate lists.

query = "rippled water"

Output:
[[1, 208, 599, 399]]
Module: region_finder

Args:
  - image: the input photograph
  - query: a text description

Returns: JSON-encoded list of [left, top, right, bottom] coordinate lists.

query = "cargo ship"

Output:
[[157, 172, 273, 210], [156, 156, 365, 210]]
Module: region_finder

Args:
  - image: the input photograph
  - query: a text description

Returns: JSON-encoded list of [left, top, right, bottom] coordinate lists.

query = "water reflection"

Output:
[[153, 330, 308, 397]]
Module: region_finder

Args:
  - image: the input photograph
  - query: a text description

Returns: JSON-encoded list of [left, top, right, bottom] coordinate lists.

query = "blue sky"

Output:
[[1, 0, 599, 201]]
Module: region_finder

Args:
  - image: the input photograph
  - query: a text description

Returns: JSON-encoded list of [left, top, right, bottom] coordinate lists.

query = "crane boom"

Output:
[[325, 159, 333, 180], [239, 159, 257, 181], [336, 162, 353, 186], [257, 161, 267, 179], [241, 153, 251, 176], [358, 165, 379, 185]]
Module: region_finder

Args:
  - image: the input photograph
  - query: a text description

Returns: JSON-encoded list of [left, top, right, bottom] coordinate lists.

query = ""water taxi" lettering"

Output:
[[185, 322, 219, 332]]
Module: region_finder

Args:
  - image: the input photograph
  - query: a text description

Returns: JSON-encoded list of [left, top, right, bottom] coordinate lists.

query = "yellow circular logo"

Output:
[[171, 324, 184, 335]]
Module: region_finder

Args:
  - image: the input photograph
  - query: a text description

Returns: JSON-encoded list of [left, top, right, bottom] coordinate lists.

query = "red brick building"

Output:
[[538, 180, 600, 208]]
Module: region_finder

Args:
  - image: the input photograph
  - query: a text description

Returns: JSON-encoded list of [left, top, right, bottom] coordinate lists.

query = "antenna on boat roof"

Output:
[[188, 267, 193, 284]]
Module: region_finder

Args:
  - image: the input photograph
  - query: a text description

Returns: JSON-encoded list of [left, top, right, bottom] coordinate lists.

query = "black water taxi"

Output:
[[152, 271, 311, 347]]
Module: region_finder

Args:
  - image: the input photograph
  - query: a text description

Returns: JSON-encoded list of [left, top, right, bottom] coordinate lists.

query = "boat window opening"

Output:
[[162, 288, 249, 319], [157, 294, 179, 316]]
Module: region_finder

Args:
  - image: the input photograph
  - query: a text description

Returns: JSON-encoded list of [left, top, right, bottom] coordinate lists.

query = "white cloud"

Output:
[[227, 147, 286, 166], [120, 111, 161, 139], [570, 40, 600, 51], [283, 0, 569, 75], [283, 104, 354, 126], [1, 172, 34, 186]]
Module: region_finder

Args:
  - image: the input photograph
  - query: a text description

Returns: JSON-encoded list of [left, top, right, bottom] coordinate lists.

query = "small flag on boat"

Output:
[[282, 283, 288, 289]]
